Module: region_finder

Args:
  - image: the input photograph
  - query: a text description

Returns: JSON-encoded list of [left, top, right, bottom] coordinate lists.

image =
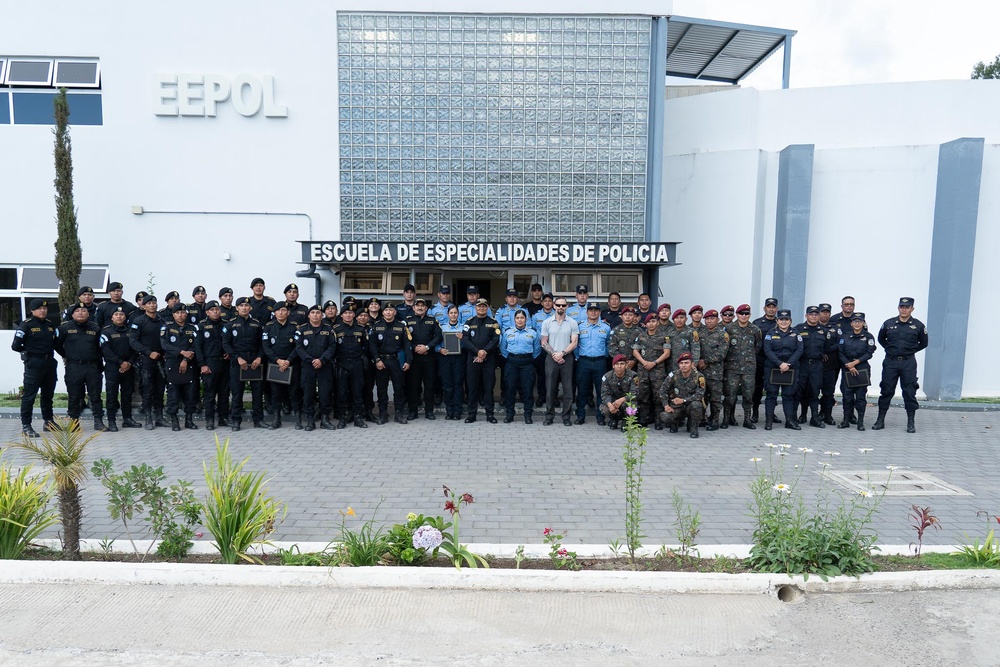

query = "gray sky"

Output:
[[673, 1, 1000, 89]]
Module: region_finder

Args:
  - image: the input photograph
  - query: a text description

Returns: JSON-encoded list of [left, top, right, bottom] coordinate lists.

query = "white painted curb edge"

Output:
[[3, 543, 998, 595]]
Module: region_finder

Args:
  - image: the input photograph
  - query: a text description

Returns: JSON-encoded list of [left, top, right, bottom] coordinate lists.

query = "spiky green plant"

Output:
[[202, 436, 286, 564], [11, 418, 99, 560], [0, 461, 59, 559]]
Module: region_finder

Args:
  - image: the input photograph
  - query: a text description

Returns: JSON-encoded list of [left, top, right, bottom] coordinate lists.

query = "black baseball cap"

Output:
[[765, 298, 778, 307], [806, 306, 820, 315], [575, 284, 589, 293], [506, 288, 519, 297], [530, 283, 543, 291], [777, 309, 792, 319], [403, 283, 416, 292], [587, 303, 601, 310]]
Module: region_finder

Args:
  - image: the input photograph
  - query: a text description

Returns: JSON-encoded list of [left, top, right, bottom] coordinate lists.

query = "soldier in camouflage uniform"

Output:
[[664, 308, 701, 373], [657, 352, 706, 438], [697, 309, 729, 430], [631, 314, 670, 426], [723, 303, 762, 430], [607, 307, 641, 371], [600, 354, 639, 430]]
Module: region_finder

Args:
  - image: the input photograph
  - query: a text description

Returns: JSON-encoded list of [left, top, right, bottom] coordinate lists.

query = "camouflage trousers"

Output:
[[635, 364, 666, 424], [656, 401, 705, 430], [703, 376, 724, 424], [599, 402, 628, 422], [723, 369, 755, 415]]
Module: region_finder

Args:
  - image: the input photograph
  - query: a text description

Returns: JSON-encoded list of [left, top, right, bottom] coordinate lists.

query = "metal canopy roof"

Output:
[[666, 16, 796, 88]]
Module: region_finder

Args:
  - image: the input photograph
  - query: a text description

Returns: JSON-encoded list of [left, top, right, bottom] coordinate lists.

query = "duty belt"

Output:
[[579, 355, 605, 360], [508, 353, 532, 359], [67, 358, 99, 365], [890, 354, 914, 360]]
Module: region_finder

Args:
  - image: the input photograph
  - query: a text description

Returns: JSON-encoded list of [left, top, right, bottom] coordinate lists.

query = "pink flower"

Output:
[[557, 548, 568, 557], [444, 500, 456, 514], [194, 532, 204, 538], [461, 493, 474, 505], [543, 527, 552, 536], [625, 406, 637, 416]]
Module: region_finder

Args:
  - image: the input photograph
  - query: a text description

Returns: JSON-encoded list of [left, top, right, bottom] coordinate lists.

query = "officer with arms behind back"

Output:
[[873, 297, 928, 433], [12, 299, 59, 437]]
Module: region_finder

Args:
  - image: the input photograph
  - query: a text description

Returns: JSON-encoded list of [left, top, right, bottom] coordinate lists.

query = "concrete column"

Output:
[[772, 144, 814, 318]]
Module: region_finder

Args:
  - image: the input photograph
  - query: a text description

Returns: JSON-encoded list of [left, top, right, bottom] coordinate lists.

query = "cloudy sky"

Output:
[[672, 1, 1000, 89]]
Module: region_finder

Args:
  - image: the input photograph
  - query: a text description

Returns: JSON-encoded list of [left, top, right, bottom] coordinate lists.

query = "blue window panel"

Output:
[[0, 94, 9, 124], [12, 93, 102, 126]]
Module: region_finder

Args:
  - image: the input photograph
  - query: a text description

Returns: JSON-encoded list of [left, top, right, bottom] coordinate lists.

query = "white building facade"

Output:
[[1, 1, 997, 396]]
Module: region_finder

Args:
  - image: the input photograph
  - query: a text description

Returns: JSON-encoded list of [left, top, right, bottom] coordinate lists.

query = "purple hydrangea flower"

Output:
[[412, 525, 444, 550]]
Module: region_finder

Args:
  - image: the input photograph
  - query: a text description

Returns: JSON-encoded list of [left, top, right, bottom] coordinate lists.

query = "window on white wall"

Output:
[[54, 61, 100, 88], [5, 59, 53, 86]]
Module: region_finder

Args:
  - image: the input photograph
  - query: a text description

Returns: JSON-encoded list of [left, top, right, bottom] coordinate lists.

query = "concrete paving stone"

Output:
[[1, 409, 998, 546]]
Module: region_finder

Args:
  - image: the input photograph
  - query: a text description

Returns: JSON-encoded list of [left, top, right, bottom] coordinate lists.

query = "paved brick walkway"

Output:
[[2, 406, 997, 550]]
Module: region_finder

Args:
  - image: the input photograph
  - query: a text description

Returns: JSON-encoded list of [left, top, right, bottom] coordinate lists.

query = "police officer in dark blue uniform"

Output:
[[218, 288, 237, 322], [762, 309, 803, 431], [404, 298, 442, 421], [499, 309, 541, 423], [61, 286, 97, 322], [283, 284, 310, 327], [837, 312, 876, 430], [12, 298, 58, 437], [333, 303, 369, 429], [575, 303, 612, 425], [873, 297, 928, 433], [794, 306, 830, 428], [162, 303, 199, 431], [223, 296, 266, 431], [262, 301, 302, 430], [157, 291, 181, 322], [100, 305, 140, 431], [752, 297, 780, 423], [370, 302, 412, 425], [194, 300, 229, 430], [186, 286, 209, 326], [57, 301, 106, 431], [96, 282, 137, 329], [296, 305, 337, 431], [462, 298, 501, 423], [129, 294, 168, 430]]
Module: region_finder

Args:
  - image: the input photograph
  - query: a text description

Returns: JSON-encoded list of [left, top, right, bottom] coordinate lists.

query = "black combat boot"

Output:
[[838, 408, 853, 429], [743, 414, 756, 430], [337, 418, 348, 429], [321, 415, 336, 430], [856, 406, 866, 431], [205, 418, 215, 431], [294, 412, 303, 431], [751, 406, 759, 423], [144, 412, 155, 431], [21, 424, 40, 438], [231, 420, 241, 432], [772, 414, 782, 424], [365, 410, 377, 423], [267, 415, 282, 430], [871, 409, 887, 430], [354, 416, 368, 428], [809, 413, 825, 428], [784, 411, 802, 430], [395, 413, 409, 425], [378, 411, 389, 425], [719, 407, 730, 429], [121, 414, 142, 428], [185, 415, 198, 430], [906, 411, 916, 433], [764, 412, 773, 430], [106, 415, 118, 432], [304, 416, 315, 432], [689, 423, 699, 439], [155, 410, 168, 428], [170, 415, 181, 432]]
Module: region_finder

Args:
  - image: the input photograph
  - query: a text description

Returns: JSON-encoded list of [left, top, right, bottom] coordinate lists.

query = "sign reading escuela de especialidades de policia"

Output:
[[301, 241, 675, 265]]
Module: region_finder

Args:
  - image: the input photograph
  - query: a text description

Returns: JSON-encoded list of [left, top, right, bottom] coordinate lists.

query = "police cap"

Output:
[[250, 277, 265, 288], [414, 297, 428, 306], [108, 282, 123, 291], [475, 297, 489, 306], [575, 284, 589, 293], [284, 283, 298, 294], [467, 285, 480, 294], [765, 297, 778, 307], [323, 300, 337, 310], [142, 295, 157, 305], [677, 352, 693, 363], [403, 283, 416, 292], [235, 297, 251, 307], [367, 297, 380, 307], [777, 309, 792, 319], [542, 292, 554, 300], [439, 285, 451, 294], [219, 287, 234, 297], [506, 288, 519, 297], [850, 312, 866, 322], [110, 305, 125, 314], [77, 286, 94, 296], [205, 300, 220, 310], [689, 304, 703, 313], [819, 303, 832, 312], [71, 301, 90, 312], [308, 304, 323, 313], [169, 302, 186, 314], [273, 301, 290, 311], [806, 306, 820, 315], [165, 291, 180, 301], [899, 297, 914, 307], [135, 291, 149, 302], [530, 283, 543, 291], [342, 295, 356, 306], [383, 302, 397, 310], [192, 285, 207, 296], [587, 302, 601, 310], [28, 298, 48, 311]]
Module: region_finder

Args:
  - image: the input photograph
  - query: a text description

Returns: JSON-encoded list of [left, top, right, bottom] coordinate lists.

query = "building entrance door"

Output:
[[448, 272, 506, 308]]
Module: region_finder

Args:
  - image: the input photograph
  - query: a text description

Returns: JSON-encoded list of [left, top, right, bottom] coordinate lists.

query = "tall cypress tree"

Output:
[[53, 88, 82, 311]]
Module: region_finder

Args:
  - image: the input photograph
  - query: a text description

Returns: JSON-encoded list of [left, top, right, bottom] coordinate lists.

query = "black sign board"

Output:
[[300, 241, 675, 266]]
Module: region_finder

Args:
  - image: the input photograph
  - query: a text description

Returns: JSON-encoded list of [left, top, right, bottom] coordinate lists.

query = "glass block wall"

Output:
[[336, 13, 653, 242]]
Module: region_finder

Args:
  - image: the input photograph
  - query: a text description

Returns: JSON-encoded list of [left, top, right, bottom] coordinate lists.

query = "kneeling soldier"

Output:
[[600, 354, 638, 430], [657, 352, 706, 438]]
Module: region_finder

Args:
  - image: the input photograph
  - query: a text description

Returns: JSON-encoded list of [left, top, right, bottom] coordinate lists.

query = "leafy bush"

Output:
[[0, 461, 58, 559], [202, 437, 286, 564], [747, 445, 884, 580], [387, 513, 443, 565]]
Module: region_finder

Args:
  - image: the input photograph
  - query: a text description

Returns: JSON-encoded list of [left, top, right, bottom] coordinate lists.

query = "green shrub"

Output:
[[0, 461, 58, 559], [202, 437, 286, 564]]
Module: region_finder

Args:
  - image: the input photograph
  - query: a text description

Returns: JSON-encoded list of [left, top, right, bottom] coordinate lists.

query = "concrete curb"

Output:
[[8, 541, 997, 596]]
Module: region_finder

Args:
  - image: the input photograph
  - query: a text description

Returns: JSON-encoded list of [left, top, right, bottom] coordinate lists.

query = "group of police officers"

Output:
[[12, 278, 928, 440]]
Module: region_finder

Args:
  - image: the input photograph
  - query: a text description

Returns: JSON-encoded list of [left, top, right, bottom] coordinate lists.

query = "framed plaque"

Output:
[[166, 365, 194, 385], [442, 331, 462, 354], [266, 363, 292, 385], [769, 368, 796, 386], [239, 365, 264, 382], [845, 368, 870, 388]]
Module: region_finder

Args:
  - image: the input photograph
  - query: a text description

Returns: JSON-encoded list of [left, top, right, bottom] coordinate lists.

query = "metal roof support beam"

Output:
[[667, 18, 694, 59], [782, 34, 792, 89], [695, 30, 740, 80]]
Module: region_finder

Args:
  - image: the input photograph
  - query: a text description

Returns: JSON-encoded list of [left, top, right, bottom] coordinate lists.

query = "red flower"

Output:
[[461, 493, 474, 505], [442, 485, 451, 497], [543, 527, 552, 536], [444, 500, 456, 514], [557, 548, 568, 557]]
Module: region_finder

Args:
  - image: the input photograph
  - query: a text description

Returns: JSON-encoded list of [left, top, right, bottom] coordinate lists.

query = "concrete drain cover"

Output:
[[821, 470, 973, 496]]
